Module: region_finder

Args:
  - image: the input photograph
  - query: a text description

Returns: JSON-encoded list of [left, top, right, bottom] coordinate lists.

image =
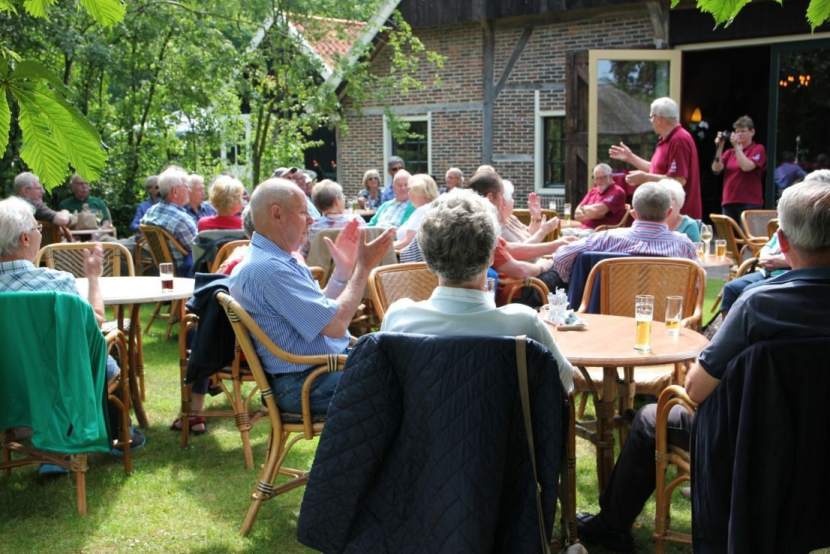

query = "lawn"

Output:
[[1, 283, 723, 552]]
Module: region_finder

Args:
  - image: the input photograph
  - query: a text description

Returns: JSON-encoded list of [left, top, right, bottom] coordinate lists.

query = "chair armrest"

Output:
[[655, 385, 697, 459], [735, 257, 759, 278], [501, 276, 550, 305], [300, 357, 348, 438]]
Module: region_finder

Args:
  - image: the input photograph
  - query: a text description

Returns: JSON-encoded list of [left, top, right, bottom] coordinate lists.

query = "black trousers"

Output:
[[599, 403, 694, 531], [514, 268, 567, 307]]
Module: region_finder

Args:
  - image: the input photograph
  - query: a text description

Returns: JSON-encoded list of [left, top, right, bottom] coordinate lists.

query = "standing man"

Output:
[[59, 174, 113, 226], [141, 166, 198, 275], [184, 174, 216, 224], [574, 163, 627, 229], [380, 156, 405, 203], [13, 172, 71, 226], [609, 97, 702, 219]]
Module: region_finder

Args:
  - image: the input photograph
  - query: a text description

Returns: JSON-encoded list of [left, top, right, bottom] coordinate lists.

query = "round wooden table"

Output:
[[544, 313, 708, 490], [77, 276, 195, 427]]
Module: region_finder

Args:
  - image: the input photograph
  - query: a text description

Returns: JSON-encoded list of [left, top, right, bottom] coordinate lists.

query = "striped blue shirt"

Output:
[[552, 220, 697, 283], [0, 260, 79, 294], [228, 232, 348, 375], [141, 200, 197, 268]]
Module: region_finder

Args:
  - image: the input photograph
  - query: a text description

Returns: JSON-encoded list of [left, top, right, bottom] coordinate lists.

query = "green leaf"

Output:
[[78, 0, 125, 28], [695, 0, 752, 26], [0, 0, 17, 14], [13, 83, 107, 188], [11, 59, 72, 97], [0, 89, 10, 158], [807, 0, 830, 29], [23, 0, 58, 18]]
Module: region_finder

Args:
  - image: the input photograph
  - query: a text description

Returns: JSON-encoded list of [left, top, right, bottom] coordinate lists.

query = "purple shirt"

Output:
[[552, 220, 697, 283]]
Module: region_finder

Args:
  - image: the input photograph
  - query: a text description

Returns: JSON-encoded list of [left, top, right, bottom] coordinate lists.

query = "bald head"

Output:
[[250, 178, 302, 230]]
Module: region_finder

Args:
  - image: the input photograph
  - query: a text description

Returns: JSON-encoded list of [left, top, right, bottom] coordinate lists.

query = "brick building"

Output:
[[333, 0, 830, 214]]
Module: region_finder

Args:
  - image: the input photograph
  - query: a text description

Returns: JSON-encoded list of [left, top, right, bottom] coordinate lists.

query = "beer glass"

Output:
[[159, 263, 174, 292], [634, 295, 654, 352], [715, 239, 727, 259], [665, 296, 683, 338], [694, 241, 705, 259], [562, 202, 572, 222]]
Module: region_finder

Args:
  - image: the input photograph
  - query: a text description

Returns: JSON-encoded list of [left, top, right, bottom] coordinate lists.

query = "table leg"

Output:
[[595, 365, 619, 492], [129, 303, 149, 428]]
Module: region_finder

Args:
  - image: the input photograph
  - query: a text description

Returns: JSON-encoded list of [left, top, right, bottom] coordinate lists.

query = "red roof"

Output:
[[292, 15, 367, 70]]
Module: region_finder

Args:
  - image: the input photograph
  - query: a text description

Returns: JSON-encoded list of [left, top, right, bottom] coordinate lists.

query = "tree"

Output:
[[0, 0, 124, 189], [673, 0, 830, 30]]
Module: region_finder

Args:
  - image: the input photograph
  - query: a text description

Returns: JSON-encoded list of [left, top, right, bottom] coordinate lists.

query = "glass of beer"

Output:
[[715, 239, 727, 259], [634, 295, 654, 352], [159, 262, 174, 292], [694, 241, 705, 260], [563, 202, 572, 222], [548, 200, 557, 213], [665, 296, 683, 338]]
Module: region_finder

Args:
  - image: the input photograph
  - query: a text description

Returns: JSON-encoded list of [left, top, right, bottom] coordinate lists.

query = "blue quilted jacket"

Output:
[[298, 333, 567, 553]]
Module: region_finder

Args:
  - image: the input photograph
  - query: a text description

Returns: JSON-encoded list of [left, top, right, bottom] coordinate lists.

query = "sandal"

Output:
[[169, 416, 207, 435]]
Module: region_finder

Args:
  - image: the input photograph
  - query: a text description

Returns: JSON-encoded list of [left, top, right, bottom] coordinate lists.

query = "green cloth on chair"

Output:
[[0, 291, 109, 454]]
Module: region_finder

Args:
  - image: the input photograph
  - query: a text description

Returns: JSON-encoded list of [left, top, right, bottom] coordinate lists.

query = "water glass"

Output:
[[548, 200, 557, 213], [563, 202, 572, 221], [694, 241, 705, 259], [715, 239, 727, 259], [634, 295, 654, 352], [665, 296, 683, 338], [159, 262, 174, 292]]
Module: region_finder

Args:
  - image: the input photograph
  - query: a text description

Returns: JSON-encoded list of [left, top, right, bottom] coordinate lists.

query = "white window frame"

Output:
[[383, 112, 432, 177], [534, 90, 565, 196]]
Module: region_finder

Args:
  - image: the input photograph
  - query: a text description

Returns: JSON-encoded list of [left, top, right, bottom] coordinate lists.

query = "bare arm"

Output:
[[609, 142, 651, 172], [83, 244, 105, 324], [733, 144, 757, 172], [506, 238, 571, 260], [684, 361, 720, 404], [575, 202, 610, 221], [495, 256, 553, 279]]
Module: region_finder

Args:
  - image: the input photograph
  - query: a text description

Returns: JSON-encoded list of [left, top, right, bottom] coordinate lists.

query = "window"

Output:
[[384, 114, 431, 177], [543, 116, 566, 189]]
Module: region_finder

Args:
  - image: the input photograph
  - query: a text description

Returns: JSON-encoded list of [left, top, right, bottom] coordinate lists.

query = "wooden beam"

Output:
[[482, 18, 495, 164], [494, 26, 534, 96]]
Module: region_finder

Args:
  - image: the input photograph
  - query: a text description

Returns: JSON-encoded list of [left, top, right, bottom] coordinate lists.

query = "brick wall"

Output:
[[337, 7, 655, 207]]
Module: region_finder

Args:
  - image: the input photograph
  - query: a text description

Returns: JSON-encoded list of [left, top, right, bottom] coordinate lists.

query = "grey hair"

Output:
[[632, 182, 671, 222], [242, 205, 255, 238], [803, 169, 830, 184], [144, 175, 158, 191], [311, 179, 344, 213], [157, 166, 188, 199], [778, 178, 830, 252], [392, 169, 411, 186], [650, 97, 679, 122], [656, 178, 685, 210], [249, 178, 299, 231], [445, 167, 464, 180], [0, 196, 36, 257], [13, 172, 38, 195], [502, 179, 514, 202], [417, 188, 499, 284], [387, 155, 404, 169], [187, 174, 205, 189], [208, 174, 245, 214], [593, 163, 613, 177], [362, 169, 381, 188]]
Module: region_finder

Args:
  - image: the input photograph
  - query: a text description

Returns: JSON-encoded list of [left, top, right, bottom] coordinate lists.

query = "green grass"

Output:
[[2, 287, 724, 552]]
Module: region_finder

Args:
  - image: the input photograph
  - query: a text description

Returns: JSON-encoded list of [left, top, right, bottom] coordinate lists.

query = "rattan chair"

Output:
[[39, 219, 73, 246], [500, 276, 551, 306], [740, 209, 777, 240], [210, 239, 250, 273], [511, 208, 560, 241], [594, 203, 632, 232], [709, 256, 759, 315], [575, 257, 704, 441], [654, 385, 697, 553], [767, 218, 779, 238], [177, 311, 264, 468], [710, 214, 766, 263], [215, 292, 347, 536], [368, 262, 439, 320], [139, 224, 189, 339], [35, 241, 135, 277]]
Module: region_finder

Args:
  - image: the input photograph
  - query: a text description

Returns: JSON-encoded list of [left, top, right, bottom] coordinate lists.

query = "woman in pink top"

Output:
[[712, 115, 767, 223], [197, 175, 245, 231]]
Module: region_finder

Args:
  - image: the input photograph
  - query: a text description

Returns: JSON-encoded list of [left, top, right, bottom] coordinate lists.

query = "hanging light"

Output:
[[690, 107, 702, 123]]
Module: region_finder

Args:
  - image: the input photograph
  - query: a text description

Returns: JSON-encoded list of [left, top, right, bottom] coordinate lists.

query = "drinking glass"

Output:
[[665, 296, 683, 338], [634, 295, 654, 352], [159, 262, 174, 292], [485, 277, 496, 303], [715, 239, 727, 259], [548, 200, 557, 213], [700, 224, 713, 255], [563, 202, 572, 222], [694, 241, 705, 259]]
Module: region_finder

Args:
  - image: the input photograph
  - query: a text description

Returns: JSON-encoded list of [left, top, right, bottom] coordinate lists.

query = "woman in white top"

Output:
[[393, 173, 439, 251], [381, 188, 574, 392]]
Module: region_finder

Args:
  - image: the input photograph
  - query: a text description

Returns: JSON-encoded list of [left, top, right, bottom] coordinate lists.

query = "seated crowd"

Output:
[[6, 152, 829, 551]]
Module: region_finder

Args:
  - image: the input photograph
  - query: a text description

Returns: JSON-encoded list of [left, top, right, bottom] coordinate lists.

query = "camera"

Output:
[[716, 130, 732, 143]]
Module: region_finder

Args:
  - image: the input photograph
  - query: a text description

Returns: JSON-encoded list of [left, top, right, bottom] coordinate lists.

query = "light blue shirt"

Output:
[[229, 232, 348, 374], [381, 286, 574, 392]]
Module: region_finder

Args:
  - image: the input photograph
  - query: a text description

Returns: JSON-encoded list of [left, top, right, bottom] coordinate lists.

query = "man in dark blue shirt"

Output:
[[577, 176, 830, 552]]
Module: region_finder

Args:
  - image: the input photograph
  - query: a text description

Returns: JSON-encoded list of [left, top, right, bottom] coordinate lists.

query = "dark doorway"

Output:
[[682, 46, 770, 219], [305, 126, 337, 182]]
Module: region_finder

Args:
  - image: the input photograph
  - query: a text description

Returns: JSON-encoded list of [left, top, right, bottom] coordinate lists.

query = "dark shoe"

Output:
[[576, 512, 634, 553], [111, 428, 147, 457]]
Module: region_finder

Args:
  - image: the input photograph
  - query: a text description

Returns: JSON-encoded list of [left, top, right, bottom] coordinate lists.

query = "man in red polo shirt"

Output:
[[574, 163, 627, 229], [609, 97, 702, 219]]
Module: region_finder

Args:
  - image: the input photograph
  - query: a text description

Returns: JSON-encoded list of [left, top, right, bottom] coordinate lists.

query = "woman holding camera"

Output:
[[711, 115, 767, 223]]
